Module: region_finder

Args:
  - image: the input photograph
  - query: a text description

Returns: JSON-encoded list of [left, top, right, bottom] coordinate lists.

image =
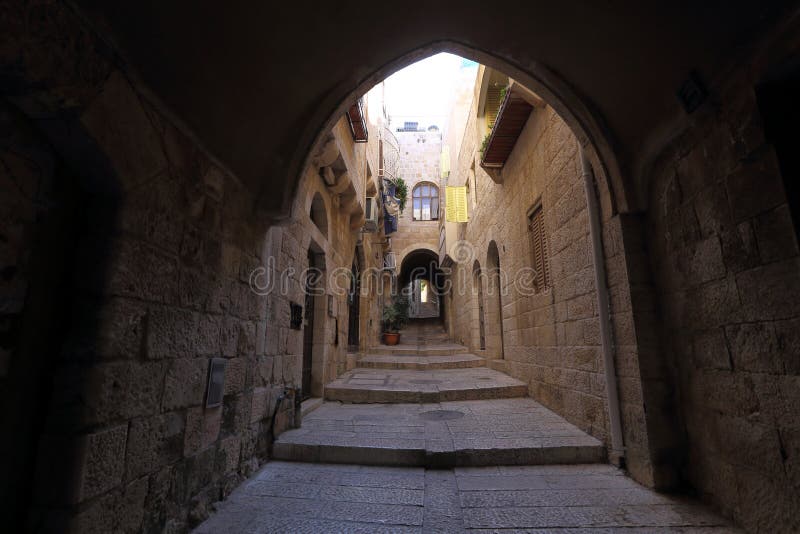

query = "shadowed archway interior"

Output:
[[1, 1, 799, 532]]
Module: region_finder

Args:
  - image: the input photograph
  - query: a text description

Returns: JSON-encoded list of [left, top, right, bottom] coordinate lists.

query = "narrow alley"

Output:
[[196, 323, 735, 532], [2, 3, 799, 533]]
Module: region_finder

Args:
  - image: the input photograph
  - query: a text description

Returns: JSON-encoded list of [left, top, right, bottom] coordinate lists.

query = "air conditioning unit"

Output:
[[384, 252, 397, 270], [364, 196, 378, 232]]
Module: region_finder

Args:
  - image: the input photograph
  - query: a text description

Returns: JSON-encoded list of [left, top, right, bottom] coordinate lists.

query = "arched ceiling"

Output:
[[74, 0, 797, 218]]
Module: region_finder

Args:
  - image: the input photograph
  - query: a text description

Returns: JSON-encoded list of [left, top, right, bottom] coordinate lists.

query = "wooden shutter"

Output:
[[485, 85, 503, 131], [528, 206, 550, 291]]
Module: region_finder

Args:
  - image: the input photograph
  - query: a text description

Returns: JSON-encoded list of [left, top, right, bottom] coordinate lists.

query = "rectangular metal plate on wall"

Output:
[[206, 358, 227, 408]]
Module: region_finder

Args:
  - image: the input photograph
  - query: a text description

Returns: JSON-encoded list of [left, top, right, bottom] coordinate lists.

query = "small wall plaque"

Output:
[[290, 301, 303, 330], [327, 294, 336, 317], [206, 358, 226, 408]]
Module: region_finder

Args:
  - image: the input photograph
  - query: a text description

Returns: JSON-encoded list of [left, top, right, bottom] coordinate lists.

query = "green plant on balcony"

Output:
[[499, 84, 508, 102], [479, 133, 491, 156], [387, 177, 408, 213]]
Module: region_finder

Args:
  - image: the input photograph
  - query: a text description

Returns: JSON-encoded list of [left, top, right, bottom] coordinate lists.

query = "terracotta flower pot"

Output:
[[383, 332, 400, 345]]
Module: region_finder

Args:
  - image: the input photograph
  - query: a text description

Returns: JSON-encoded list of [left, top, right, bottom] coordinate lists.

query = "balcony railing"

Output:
[[346, 98, 368, 142], [480, 86, 535, 176]]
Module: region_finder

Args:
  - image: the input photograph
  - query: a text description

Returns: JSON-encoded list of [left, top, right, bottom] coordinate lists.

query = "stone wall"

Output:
[[0, 3, 385, 531], [282, 115, 386, 386], [392, 130, 442, 268], [448, 103, 611, 441], [34, 69, 295, 533], [445, 81, 673, 490], [647, 70, 800, 532]]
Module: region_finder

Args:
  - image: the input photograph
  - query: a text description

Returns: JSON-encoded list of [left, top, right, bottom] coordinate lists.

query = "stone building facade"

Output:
[[391, 127, 443, 271], [441, 60, 800, 532], [443, 67, 616, 455]]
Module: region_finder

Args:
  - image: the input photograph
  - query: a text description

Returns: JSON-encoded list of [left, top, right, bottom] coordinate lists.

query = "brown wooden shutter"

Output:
[[528, 206, 550, 291]]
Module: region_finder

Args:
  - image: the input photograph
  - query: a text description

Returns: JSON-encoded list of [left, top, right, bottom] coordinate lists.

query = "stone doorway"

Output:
[[347, 258, 360, 351], [473, 260, 487, 351], [302, 249, 316, 400], [486, 241, 504, 359]]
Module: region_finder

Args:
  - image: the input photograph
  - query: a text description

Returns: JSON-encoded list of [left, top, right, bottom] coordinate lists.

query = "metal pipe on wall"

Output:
[[580, 146, 626, 463]]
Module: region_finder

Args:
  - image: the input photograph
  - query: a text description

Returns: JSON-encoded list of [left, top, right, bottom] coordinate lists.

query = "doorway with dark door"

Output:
[[302, 249, 316, 400], [474, 260, 486, 350], [347, 258, 360, 351]]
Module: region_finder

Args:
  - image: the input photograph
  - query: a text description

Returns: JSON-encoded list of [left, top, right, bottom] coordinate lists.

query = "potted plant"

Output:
[[381, 296, 409, 345], [384, 177, 408, 214]]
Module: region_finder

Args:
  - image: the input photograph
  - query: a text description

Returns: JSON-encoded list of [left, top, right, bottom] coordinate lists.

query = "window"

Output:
[[412, 182, 439, 221], [528, 205, 550, 291]]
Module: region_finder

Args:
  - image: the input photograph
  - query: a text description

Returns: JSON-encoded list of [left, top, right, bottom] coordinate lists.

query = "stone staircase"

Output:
[[273, 319, 605, 468]]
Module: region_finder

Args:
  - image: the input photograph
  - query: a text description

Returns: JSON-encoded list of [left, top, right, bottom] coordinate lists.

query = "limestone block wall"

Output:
[[444, 85, 673, 490], [448, 104, 610, 443], [283, 120, 386, 387], [647, 71, 800, 532], [0, 5, 384, 531], [392, 130, 442, 269], [21, 69, 287, 533]]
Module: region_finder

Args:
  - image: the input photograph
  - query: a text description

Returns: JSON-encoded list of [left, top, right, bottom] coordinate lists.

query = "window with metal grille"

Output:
[[528, 205, 550, 291], [412, 182, 439, 221]]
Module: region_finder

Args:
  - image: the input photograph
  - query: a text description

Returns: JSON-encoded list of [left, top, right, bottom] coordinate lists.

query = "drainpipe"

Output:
[[580, 146, 625, 464]]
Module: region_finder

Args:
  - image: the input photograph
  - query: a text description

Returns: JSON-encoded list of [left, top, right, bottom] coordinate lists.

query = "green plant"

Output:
[[498, 84, 508, 102], [479, 133, 491, 156], [389, 177, 408, 213], [381, 296, 409, 332]]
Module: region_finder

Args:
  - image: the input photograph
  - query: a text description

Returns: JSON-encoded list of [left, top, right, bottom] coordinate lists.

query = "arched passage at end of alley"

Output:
[[1, 2, 800, 533]]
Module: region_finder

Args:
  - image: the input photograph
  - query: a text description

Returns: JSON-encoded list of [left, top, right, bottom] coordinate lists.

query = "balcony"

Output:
[[480, 83, 541, 183], [346, 98, 368, 142]]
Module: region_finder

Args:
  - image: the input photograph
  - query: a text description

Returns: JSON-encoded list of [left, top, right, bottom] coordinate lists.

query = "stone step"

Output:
[[358, 353, 486, 370], [274, 398, 606, 467], [396, 334, 450, 341], [371, 343, 469, 356], [323, 367, 528, 403]]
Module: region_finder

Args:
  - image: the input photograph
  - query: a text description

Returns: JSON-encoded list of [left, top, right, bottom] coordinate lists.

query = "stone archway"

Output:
[[399, 248, 443, 320], [5, 4, 800, 531]]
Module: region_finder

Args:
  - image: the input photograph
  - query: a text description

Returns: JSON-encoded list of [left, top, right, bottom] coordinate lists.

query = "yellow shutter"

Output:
[[445, 186, 469, 222], [485, 85, 504, 131]]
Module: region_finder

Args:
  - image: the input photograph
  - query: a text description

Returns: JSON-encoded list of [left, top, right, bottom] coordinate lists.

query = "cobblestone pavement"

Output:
[[193, 461, 740, 533]]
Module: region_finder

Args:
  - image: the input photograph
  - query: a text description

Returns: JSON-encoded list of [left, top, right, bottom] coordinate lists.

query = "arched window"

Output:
[[412, 182, 439, 221]]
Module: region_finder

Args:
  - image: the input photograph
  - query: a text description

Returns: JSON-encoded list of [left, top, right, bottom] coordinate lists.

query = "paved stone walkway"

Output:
[[324, 367, 528, 403], [193, 461, 739, 533], [358, 353, 486, 370], [274, 399, 604, 467], [197, 323, 738, 532]]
